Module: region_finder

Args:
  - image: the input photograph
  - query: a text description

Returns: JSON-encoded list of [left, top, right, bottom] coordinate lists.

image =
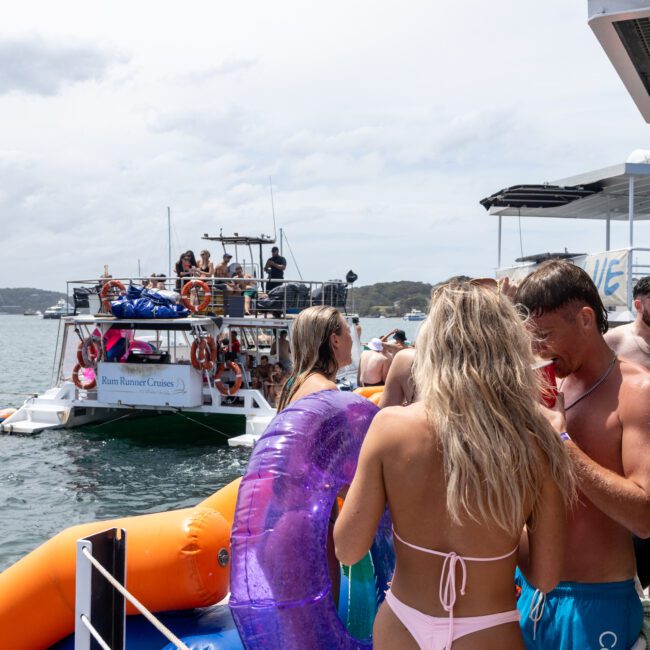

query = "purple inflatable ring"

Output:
[[229, 390, 394, 649]]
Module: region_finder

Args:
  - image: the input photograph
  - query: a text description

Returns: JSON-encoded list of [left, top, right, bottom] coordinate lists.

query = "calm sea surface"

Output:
[[0, 315, 421, 571]]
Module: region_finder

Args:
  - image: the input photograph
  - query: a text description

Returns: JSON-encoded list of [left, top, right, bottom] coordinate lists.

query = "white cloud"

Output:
[[1, 0, 649, 292], [0, 36, 126, 96]]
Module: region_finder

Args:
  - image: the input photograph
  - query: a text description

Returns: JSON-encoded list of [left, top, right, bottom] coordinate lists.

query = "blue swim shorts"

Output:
[[515, 568, 643, 649]]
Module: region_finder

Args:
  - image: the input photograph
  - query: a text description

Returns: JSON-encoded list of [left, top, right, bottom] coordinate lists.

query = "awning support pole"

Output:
[[606, 195, 611, 251], [628, 176, 635, 312], [497, 215, 502, 269]]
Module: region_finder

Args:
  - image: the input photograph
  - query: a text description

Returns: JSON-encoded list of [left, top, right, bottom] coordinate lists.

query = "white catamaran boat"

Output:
[[1, 234, 361, 448], [481, 155, 650, 321]]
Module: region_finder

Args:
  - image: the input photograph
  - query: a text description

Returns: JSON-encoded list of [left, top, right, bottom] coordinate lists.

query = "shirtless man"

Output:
[[358, 338, 391, 387], [214, 253, 232, 278], [379, 347, 416, 407], [605, 275, 650, 587], [515, 260, 649, 649], [271, 330, 291, 371], [380, 328, 409, 356], [606, 276, 650, 366]]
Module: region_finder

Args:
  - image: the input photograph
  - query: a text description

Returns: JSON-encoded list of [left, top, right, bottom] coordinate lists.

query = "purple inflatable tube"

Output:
[[230, 390, 394, 649]]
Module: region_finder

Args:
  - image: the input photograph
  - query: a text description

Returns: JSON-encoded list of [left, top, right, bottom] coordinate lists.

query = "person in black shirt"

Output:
[[264, 246, 287, 292]]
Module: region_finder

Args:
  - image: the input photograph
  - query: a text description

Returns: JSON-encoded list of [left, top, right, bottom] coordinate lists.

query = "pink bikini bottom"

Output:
[[384, 589, 521, 650]]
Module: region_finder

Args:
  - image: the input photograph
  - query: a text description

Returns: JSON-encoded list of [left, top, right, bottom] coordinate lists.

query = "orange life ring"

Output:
[[191, 335, 217, 371], [181, 279, 211, 313], [72, 363, 96, 390], [214, 362, 242, 396], [76, 335, 103, 368], [99, 279, 126, 311]]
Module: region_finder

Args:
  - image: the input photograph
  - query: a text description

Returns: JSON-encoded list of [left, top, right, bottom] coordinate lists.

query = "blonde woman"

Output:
[[276, 305, 352, 411], [334, 281, 574, 650], [197, 250, 214, 278]]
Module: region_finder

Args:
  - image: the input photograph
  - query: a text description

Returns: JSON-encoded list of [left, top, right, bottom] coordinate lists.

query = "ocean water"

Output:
[[0, 315, 421, 571]]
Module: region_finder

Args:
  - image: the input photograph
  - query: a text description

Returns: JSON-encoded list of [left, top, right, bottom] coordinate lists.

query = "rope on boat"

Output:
[[93, 413, 137, 428], [174, 410, 232, 439], [79, 614, 111, 650], [81, 546, 190, 650]]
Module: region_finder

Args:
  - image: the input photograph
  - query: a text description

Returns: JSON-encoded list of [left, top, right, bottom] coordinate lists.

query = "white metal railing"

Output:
[[65, 276, 351, 319]]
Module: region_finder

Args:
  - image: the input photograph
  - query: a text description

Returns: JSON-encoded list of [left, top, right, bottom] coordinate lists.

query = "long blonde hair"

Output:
[[413, 281, 574, 536], [277, 306, 343, 411]]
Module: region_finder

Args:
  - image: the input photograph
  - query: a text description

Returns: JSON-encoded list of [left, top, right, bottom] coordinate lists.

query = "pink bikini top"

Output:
[[392, 527, 518, 613]]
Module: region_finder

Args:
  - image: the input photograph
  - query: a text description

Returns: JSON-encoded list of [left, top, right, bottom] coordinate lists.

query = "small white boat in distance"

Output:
[[403, 308, 425, 321], [42, 299, 72, 319]]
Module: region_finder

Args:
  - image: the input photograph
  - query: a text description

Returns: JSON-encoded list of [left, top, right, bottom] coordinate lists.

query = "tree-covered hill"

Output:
[[0, 288, 67, 314], [348, 281, 434, 317]]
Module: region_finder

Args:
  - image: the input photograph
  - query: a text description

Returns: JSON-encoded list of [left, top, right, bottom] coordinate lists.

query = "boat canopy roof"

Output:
[[201, 233, 275, 246], [480, 162, 650, 221]]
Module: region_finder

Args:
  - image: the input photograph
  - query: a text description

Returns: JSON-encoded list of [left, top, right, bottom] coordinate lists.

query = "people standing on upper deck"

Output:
[[515, 260, 650, 649], [197, 250, 214, 278], [174, 251, 198, 291], [264, 246, 286, 292], [214, 253, 233, 278]]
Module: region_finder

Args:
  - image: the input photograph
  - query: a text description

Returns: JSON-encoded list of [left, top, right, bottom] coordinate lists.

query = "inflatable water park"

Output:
[[0, 390, 392, 649]]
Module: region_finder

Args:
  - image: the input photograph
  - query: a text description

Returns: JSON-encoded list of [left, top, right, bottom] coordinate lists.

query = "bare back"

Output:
[[379, 348, 416, 407], [359, 350, 390, 386], [379, 403, 524, 618]]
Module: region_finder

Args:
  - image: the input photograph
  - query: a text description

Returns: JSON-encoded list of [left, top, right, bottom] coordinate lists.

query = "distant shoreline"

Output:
[[1, 280, 436, 317]]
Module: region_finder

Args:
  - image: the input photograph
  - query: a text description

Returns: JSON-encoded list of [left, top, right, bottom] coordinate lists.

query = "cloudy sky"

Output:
[[1, 0, 650, 291]]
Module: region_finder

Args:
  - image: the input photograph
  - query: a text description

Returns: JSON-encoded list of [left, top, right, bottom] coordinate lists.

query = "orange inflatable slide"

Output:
[[0, 477, 242, 649]]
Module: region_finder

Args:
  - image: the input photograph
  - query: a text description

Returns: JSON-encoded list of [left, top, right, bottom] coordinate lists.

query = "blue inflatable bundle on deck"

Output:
[[230, 390, 394, 649], [111, 284, 189, 319]]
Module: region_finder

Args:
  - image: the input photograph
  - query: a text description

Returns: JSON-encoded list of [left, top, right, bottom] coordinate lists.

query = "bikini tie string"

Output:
[[439, 552, 467, 650]]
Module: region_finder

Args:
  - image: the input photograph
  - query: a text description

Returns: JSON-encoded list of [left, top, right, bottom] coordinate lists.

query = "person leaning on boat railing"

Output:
[[174, 250, 199, 291]]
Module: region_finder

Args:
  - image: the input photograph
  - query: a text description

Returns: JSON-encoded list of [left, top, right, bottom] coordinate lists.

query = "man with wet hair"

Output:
[[514, 260, 650, 649]]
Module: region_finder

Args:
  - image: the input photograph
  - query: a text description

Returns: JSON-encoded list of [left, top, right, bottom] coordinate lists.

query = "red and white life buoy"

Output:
[[76, 336, 103, 368], [214, 362, 243, 396], [181, 280, 211, 313], [72, 363, 97, 390], [190, 335, 217, 372], [99, 280, 126, 312]]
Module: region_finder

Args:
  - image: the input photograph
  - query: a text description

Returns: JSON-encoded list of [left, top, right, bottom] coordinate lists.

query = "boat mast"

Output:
[[167, 207, 172, 280]]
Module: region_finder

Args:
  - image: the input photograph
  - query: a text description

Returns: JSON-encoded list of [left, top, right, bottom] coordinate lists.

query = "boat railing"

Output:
[[75, 527, 189, 650], [65, 276, 351, 319]]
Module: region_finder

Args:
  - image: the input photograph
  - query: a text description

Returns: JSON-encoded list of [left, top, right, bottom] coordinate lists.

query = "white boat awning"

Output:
[[481, 162, 650, 221]]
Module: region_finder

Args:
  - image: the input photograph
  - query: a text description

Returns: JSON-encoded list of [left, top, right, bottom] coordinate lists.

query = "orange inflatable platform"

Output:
[[0, 478, 241, 650], [354, 386, 384, 405]]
